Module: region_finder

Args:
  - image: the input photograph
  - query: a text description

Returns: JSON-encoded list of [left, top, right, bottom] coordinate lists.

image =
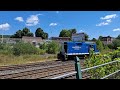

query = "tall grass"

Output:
[[0, 42, 57, 66], [0, 54, 57, 66]]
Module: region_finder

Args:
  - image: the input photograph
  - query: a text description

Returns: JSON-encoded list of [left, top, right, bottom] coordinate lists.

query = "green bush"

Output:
[[39, 43, 48, 52], [39, 49, 46, 55], [96, 39, 104, 52], [12, 42, 41, 56], [0, 43, 13, 55], [84, 49, 120, 79], [46, 41, 60, 54]]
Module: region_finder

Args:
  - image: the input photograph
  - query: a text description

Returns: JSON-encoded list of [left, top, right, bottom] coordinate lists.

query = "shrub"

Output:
[[0, 43, 13, 55], [84, 49, 120, 79], [46, 41, 60, 54], [96, 39, 104, 52], [39, 49, 46, 55], [12, 42, 41, 56], [39, 43, 48, 52]]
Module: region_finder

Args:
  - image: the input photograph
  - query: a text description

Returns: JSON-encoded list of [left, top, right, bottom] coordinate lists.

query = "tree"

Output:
[[15, 30, 22, 38], [107, 44, 114, 49], [27, 33, 34, 37], [69, 28, 77, 34], [59, 28, 77, 37], [98, 36, 103, 41], [22, 27, 30, 36], [112, 39, 120, 49], [0, 35, 11, 38], [96, 39, 104, 51], [116, 34, 120, 40], [91, 38, 97, 41], [11, 27, 34, 38], [43, 33, 48, 39], [84, 33, 89, 41], [59, 29, 71, 37], [35, 28, 48, 39]]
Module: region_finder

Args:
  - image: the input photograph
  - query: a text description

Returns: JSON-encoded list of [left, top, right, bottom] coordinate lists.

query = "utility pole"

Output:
[[1, 30, 3, 43], [2, 34, 3, 43]]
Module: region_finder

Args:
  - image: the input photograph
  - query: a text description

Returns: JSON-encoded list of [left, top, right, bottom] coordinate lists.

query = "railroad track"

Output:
[[0, 60, 89, 79]]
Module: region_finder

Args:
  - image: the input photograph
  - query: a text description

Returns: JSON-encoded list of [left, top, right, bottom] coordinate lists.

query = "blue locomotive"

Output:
[[57, 41, 99, 60]]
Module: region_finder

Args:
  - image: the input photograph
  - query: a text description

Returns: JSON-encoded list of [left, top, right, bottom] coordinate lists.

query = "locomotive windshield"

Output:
[[64, 42, 67, 53]]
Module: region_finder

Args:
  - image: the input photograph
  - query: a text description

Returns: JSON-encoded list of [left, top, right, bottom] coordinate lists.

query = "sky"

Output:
[[0, 11, 120, 39]]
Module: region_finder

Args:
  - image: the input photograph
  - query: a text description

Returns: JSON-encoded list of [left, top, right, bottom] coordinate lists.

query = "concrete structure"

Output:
[[50, 37, 70, 41], [72, 33, 86, 41], [101, 36, 114, 45], [22, 36, 43, 45]]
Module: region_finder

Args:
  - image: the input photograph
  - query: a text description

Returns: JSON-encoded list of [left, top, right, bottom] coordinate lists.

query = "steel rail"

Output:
[[50, 71, 77, 79]]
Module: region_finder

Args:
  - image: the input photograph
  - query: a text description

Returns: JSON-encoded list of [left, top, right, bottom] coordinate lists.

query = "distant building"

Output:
[[72, 33, 86, 41], [22, 36, 43, 46], [0, 38, 22, 44], [50, 37, 70, 41], [101, 36, 114, 45]]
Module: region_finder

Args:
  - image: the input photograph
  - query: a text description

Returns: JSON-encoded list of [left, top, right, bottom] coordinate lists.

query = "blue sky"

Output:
[[0, 11, 120, 39]]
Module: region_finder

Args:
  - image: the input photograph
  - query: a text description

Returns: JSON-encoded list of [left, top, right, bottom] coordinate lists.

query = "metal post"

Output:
[[74, 56, 82, 79], [2, 34, 3, 43]]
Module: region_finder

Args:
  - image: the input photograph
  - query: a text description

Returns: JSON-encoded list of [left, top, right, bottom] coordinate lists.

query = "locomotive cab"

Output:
[[57, 41, 99, 61]]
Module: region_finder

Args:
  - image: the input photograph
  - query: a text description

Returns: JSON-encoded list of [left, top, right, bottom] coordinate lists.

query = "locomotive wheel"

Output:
[[57, 53, 60, 60]]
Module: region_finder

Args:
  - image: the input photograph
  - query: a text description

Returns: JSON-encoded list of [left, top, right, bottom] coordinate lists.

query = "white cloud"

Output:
[[96, 14, 117, 27], [0, 23, 10, 30], [113, 28, 120, 31], [96, 22, 109, 26], [15, 17, 24, 22], [106, 19, 112, 23], [26, 14, 42, 26], [79, 30, 84, 32], [49, 23, 58, 26], [56, 11, 59, 14], [100, 14, 118, 20]]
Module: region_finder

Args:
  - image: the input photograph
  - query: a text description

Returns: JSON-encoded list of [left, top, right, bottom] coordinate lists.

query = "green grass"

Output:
[[101, 49, 114, 54], [0, 54, 57, 66]]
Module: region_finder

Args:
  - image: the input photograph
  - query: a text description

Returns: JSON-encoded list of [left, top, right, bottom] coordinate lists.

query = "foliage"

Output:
[[116, 34, 120, 40], [96, 39, 104, 51], [59, 29, 71, 37], [0, 54, 57, 66], [107, 43, 114, 49], [46, 41, 60, 54], [12, 42, 41, 56], [91, 38, 97, 41], [69, 28, 77, 34], [0, 43, 13, 55], [59, 28, 77, 38], [98, 36, 103, 41], [27, 32, 34, 37], [84, 33, 89, 41], [0, 35, 12, 38], [84, 49, 120, 79], [39, 42, 48, 53], [11, 27, 34, 38], [103, 44, 109, 50], [39, 49, 46, 55], [112, 39, 120, 49], [35, 28, 48, 39]]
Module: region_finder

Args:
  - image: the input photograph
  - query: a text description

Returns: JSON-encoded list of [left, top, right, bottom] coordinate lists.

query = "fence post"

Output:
[[74, 56, 82, 79]]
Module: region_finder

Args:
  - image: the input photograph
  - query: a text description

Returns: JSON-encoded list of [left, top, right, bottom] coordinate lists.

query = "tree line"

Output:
[[8, 27, 89, 40], [10, 27, 48, 39], [2, 27, 120, 51]]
